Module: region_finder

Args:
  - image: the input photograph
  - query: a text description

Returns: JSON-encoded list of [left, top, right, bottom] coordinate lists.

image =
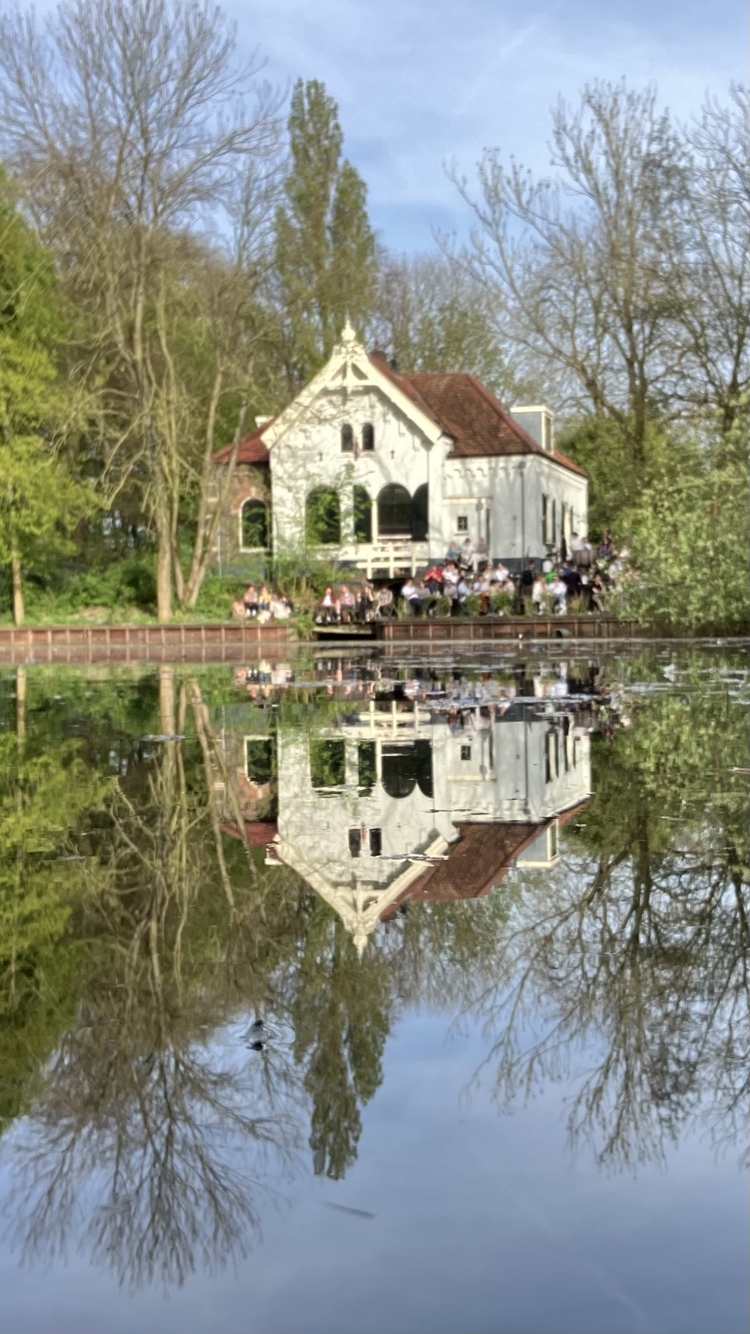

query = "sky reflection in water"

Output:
[[0, 647, 747, 1333]]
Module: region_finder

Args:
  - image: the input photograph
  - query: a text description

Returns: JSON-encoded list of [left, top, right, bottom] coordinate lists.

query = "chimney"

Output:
[[510, 405, 554, 454]]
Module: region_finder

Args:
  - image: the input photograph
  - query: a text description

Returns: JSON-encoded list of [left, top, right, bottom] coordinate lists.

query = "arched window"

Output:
[[411, 483, 429, 541], [377, 484, 412, 537], [241, 498, 270, 550], [341, 422, 354, 453], [381, 743, 417, 799], [415, 739, 433, 798], [353, 485, 372, 542], [361, 422, 374, 451], [306, 487, 341, 545]]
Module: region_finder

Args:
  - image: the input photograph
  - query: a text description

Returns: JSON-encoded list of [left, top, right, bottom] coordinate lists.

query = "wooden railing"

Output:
[[349, 541, 429, 579]]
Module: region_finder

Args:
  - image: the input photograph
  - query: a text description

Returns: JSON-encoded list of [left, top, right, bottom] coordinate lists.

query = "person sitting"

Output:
[[376, 585, 396, 618], [257, 585, 271, 613], [401, 577, 423, 616], [269, 592, 291, 619], [455, 576, 469, 612], [416, 578, 436, 615], [424, 564, 443, 593], [591, 572, 606, 612], [243, 584, 259, 617], [317, 586, 339, 623], [489, 560, 509, 584], [474, 571, 491, 614], [531, 573, 547, 614], [598, 529, 614, 560], [358, 583, 375, 622], [442, 560, 459, 589], [458, 537, 476, 575], [561, 562, 582, 599], [474, 535, 488, 572], [339, 585, 356, 622], [232, 597, 246, 619], [550, 572, 568, 613], [446, 538, 462, 563]]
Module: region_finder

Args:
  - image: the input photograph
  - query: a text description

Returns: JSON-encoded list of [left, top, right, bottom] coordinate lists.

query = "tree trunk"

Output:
[[10, 541, 24, 627], [154, 503, 173, 623]]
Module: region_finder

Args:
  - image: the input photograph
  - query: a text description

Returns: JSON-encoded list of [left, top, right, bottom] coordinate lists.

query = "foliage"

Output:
[[560, 413, 675, 541], [370, 251, 513, 392], [622, 416, 750, 632], [274, 80, 377, 391], [0, 173, 94, 623]]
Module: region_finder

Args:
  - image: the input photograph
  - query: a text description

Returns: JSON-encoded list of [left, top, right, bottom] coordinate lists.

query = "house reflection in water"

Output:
[[219, 696, 591, 954]]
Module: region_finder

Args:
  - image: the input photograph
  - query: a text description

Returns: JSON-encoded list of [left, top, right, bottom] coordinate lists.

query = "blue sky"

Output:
[[228, 0, 748, 252]]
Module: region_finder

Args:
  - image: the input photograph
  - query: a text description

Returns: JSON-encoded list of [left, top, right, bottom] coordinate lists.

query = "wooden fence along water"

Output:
[[0, 615, 656, 664], [0, 621, 296, 665]]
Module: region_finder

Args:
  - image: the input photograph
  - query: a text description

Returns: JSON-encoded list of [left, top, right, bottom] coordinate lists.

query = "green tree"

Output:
[[0, 175, 93, 624], [275, 80, 377, 391], [622, 416, 750, 632]]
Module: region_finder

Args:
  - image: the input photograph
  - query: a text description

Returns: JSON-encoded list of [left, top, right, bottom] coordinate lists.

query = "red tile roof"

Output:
[[367, 357, 585, 477], [220, 819, 277, 846], [213, 424, 270, 466]]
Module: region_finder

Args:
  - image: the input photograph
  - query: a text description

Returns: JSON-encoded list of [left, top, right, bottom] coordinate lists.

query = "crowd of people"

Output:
[[232, 529, 626, 624], [398, 529, 625, 618], [232, 584, 293, 622]]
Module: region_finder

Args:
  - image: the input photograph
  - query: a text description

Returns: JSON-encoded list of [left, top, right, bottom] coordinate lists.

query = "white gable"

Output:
[[263, 320, 447, 452]]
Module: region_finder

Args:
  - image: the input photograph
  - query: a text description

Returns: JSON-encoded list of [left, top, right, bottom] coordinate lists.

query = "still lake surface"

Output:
[[0, 645, 747, 1334]]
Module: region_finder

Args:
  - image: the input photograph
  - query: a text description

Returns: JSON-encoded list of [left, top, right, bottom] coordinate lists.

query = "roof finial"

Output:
[[340, 314, 357, 349]]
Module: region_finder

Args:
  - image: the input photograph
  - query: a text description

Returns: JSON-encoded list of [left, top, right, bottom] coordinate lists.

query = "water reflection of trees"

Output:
[[3, 670, 305, 1288], [0, 657, 747, 1289], [460, 676, 750, 1169]]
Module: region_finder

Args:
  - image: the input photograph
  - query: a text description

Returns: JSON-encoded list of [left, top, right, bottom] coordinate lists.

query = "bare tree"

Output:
[[451, 82, 689, 462], [0, 0, 283, 619], [368, 249, 516, 395], [671, 84, 750, 430]]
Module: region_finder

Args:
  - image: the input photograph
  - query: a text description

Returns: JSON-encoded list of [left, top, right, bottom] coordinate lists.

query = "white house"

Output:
[[217, 691, 591, 955], [212, 322, 588, 575]]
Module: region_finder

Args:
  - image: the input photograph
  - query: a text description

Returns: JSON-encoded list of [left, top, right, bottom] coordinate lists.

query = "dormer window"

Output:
[[341, 423, 354, 453], [361, 422, 374, 451]]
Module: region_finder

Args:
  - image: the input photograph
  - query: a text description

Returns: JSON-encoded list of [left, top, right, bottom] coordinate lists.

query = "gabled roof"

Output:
[[213, 424, 270, 466], [395, 370, 586, 477]]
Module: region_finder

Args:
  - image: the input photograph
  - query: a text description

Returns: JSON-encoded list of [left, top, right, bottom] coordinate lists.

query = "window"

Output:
[[353, 485, 372, 542], [545, 728, 559, 784], [457, 515, 468, 533], [361, 422, 374, 451], [460, 744, 472, 761], [542, 494, 554, 546], [246, 737, 275, 784], [348, 828, 362, 857], [241, 498, 269, 551], [310, 738, 346, 791], [377, 483, 412, 537], [369, 827, 382, 857], [341, 422, 354, 452], [357, 740, 376, 795], [381, 743, 417, 798], [306, 487, 341, 545], [411, 483, 429, 541]]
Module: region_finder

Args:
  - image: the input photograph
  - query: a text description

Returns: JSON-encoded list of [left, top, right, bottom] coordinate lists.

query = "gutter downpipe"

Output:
[[520, 462, 526, 567]]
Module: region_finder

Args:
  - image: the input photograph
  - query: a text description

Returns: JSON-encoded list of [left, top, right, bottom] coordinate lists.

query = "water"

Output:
[[0, 646, 747, 1333]]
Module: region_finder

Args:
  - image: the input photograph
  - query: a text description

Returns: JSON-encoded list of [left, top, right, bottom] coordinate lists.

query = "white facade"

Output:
[[262, 323, 588, 569], [267, 705, 591, 953]]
